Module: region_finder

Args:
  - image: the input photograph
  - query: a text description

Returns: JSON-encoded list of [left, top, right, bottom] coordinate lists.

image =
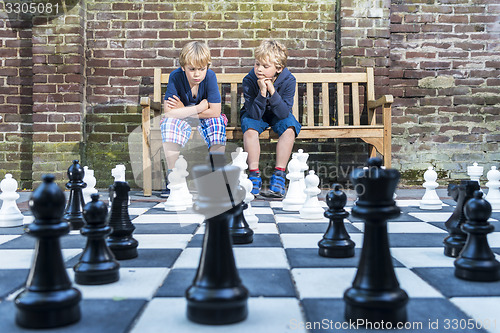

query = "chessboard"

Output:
[[1, 193, 500, 333]]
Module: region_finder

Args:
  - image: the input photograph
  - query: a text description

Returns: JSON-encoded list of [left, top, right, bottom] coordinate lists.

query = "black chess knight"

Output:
[[15, 175, 81, 328], [186, 153, 249, 325], [344, 158, 408, 325]]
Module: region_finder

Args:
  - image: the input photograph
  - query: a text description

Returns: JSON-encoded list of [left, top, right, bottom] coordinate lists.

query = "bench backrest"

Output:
[[153, 67, 377, 128]]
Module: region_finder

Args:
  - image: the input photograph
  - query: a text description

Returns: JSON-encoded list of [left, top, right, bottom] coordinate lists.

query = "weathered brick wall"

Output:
[[390, 0, 500, 183]]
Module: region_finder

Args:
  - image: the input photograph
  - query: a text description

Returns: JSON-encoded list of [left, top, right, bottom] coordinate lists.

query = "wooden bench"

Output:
[[140, 67, 393, 196]]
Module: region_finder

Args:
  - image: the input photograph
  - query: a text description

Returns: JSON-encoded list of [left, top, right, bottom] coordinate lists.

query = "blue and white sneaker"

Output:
[[249, 171, 262, 195], [262, 170, 286, 198]]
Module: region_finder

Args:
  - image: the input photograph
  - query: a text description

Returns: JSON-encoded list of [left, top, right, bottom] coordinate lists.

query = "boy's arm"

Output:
[[267, 76, 296, 120], [242, 77, 267, 120], [197, 102, 221, 119], [164, 98, 207, 118]]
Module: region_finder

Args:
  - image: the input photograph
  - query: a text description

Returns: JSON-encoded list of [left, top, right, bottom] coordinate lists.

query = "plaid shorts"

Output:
[[160, 114, 227, 149]]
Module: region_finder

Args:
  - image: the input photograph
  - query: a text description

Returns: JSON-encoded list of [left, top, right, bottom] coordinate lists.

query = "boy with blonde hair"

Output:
[[241, 40, 301, 198], [160, 41, 226, 197]]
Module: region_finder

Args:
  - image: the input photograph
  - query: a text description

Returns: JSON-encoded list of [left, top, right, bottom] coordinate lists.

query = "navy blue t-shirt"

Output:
[[164, 67, 221, 106]]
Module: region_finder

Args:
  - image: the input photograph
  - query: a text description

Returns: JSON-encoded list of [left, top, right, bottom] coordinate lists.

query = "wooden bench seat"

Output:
[[140, 67, 393, 196]]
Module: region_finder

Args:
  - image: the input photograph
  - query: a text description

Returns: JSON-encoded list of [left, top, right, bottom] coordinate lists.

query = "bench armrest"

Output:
[[367, 95, 394, 109]]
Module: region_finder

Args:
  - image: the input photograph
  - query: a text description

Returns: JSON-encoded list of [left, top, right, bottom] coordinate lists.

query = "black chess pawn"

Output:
[[444, 180, 480, 257], [15, 174, 81, 328], [63, 160, 87, 230], [318, 184, 355, 258], [454, 191, 500, 281], [106, 181, 138, 260], [74, 193, 120, 285], [229, 185, 254, 244], [186, 153, 249, 325], [344, 158, 408, 325]]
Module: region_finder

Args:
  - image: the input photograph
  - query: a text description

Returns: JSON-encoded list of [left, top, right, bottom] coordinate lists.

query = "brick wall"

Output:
[[390, 0, 500, 182]]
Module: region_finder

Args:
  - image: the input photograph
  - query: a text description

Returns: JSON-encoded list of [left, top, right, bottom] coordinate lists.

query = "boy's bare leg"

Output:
[[275, 127, 295, 169], [162, 142, 181, 170], [243, 129, 260, 170], [209, 144, 225, 153]]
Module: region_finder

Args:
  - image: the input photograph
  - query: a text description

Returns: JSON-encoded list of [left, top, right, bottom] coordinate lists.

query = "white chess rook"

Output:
[[299, 170, 324, 220], [283, 155, 306, 211], [0, 174, 24, 227], [164, 155, 192, 211], [485, 166, 500, 210], [419, 166, 443, 210]]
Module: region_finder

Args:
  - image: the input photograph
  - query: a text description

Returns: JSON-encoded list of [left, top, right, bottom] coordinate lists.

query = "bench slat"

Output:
[[337, 83, 345, 126], [293, 83, 299, 120], [367, 68, 376, 125], [230, 83, 238, 126], [293, 73, 367, 83], [352, 82, 360, 126], [307, 82, 314, 126], [322, 82, 329, 126], [154, 69, 162, 103]]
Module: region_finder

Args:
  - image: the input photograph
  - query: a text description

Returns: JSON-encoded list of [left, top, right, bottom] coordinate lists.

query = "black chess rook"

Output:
[[444, 180, 480, 257], [186, 153, 249, 325], [15, 174, 81, 328], [74, 193, 120, 285], [318, 184, 355, 258], [63, 160, 87, 230], [344, 158, 408, 325], [106, 181, 138, 260], [454, 191, 500, 281]]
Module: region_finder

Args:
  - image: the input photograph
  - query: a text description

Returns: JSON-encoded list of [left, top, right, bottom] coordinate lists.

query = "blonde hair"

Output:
[[255, 39, 288, 69], [179, 41, 211, 68]]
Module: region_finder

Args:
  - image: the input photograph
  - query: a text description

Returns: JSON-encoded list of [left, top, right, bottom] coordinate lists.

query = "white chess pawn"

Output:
[[0, 174, 24, 227], [419, 166, 443, 210], [164, 155, 192, 211], [241, 174, 258, 228], [467, 162, 483, 185], [82, 166, 98, 204], [293, 149, 309, 201], [485, 166, 500, 210], [231, 147, 248, 181], [283, 156, 306, 211], [299, 170, 324, 219]]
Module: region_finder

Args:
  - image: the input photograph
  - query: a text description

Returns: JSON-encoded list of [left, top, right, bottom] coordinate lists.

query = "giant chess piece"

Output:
[[283, 155, 306, 211], [228, 184, 254, 244], [467, 162, 483, 185], [344, 158, 408, 325], [419, 166, 443, 210], [63, 160, 87, 230], [164, 155, 193, 211], [109, 164, 128, 207], [74, 193, 120, 285], [107, 181, 138, 260], [186, 153, 249, 325], [444, 180, 480, 258], [318, 184, 355, 258], [293, 149, 309, 201], [241, 174, 258, 228], [299, 171, 324, 219], [485, 166, 500, 210], [0, 173, 24, 227], [15, 174, 81, 328], [82, 166, 98, 204], [454, 191, 500, 281]]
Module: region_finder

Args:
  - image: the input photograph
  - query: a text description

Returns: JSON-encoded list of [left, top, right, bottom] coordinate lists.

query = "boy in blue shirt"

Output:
[[241, 40, 301, 198], [160, 41, 227, 197]]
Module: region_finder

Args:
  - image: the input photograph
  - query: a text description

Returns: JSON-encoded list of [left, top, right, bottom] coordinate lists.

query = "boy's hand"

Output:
[[166, 95, 184, 109], [196, 99, 209, 113], [265, 80, 275, 96], [257, 78, 269, 97]]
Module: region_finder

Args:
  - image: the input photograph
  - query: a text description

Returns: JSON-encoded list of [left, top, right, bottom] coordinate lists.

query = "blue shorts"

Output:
[[240, 112, 301, 137]]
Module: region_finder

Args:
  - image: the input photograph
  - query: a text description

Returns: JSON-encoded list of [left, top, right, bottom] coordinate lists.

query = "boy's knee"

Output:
[[244, 129, 259, 138]]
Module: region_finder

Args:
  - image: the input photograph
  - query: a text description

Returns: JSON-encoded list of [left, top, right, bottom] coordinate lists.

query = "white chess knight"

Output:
[[231, 147, 248, 181], [292, 149, 309, 201], [467, 162, 484, 185], [485, 166, 500, 210], [164, 155, 193, 211], [299, 170, 324, 219], [283, 155, 306, 211], [419, 166, 443, 210], [241, 174, 258, 228], [0, 174, 24, 227], [82, 166, 98, 204]]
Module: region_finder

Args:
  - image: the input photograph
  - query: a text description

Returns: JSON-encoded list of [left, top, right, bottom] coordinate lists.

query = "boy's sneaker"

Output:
[[262, 170, 286, 198], [249, 171, 262, 195]]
